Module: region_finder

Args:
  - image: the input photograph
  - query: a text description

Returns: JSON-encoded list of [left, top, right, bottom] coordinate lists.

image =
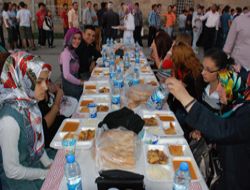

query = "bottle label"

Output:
[[112, 94, 121, 105], [67, 178, 82, 190]]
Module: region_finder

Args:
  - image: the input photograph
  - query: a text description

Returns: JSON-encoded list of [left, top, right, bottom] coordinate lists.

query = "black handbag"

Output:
[[95, 170, 145, 190]]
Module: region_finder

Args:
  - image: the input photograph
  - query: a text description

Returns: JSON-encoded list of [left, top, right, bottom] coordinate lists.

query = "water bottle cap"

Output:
[[180, 162, 189, 171], [66, 154, 75, 163]]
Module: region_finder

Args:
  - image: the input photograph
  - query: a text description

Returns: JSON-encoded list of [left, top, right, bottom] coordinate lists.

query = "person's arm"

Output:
[[0, 116, 48, 180], [68, 11, 73, 28], [200, 11, 209, 21], [223, 19, 238, 55], [185, 102, 250, 143], [166, 77, 250, 143], [16, 11, 20, 23], [148, 12, 152, 26], [43, 88, 63, 128], [61, 49, 82, 85]]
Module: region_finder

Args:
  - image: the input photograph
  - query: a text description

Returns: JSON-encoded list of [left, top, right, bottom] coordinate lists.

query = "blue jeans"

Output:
[[192, 28, 202, 51], [165, 27, 173, 38]]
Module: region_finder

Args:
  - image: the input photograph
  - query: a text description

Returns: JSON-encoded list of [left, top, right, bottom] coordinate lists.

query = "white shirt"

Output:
[[2, 10, 10, 28], [123, 13, 135, 44], [16, 9, 31, 27], [202, 85, 220, 110], [201, 11, 220, 30], [0, 116, 52, 180]]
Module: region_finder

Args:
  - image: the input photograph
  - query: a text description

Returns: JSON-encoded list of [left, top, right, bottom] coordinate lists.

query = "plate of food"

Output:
[[83, 81, 111, 95], [50, 119, 97, 149], [144, 144, 174, 181]]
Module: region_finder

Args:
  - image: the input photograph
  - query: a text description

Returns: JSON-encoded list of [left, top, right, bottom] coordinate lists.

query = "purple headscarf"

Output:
[[64, 28, 82, 47]]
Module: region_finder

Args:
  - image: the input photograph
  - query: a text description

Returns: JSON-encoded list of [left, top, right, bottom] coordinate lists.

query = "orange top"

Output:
[[163, 12, 176, 27]]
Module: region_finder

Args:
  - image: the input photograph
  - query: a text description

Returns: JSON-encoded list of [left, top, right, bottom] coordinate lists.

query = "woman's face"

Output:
[[201, 57, 219, 83], [34, 70, 49, 101], [216, 82, 227, 105], [72, 33, 81, 48]]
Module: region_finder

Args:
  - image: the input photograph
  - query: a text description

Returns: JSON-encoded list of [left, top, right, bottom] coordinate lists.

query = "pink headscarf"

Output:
[[64, 28, 82, 47]]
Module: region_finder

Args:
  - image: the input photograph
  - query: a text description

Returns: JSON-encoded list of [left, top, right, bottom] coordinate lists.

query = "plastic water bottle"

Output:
[[173, 162, 191, 190], [106, 38, 110, 46], [110, 38, 114, 47], [132, 66, 140, 86], [146, 84, 168, 110], [124, 52, 130, 69], [111, 80, 121, 110], [64, 155, 82, 190], [109, 59, 116, 79], [102, 49, 107, 66], [116, 67, 124, 88]]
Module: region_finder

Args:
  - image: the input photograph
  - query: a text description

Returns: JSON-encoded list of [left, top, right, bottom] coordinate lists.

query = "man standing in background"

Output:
[[68, 1, 79, 28], [133, 2, 143, 46], [147, 4, 158, 47], [82, 1, 94, 28], [93, 3, 101, 51], [60, 3, 69, 36], [36, 2, 46, 46]]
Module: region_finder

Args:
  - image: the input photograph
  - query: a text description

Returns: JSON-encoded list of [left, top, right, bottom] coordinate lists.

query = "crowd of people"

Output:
[[0, 1, 250, 190]]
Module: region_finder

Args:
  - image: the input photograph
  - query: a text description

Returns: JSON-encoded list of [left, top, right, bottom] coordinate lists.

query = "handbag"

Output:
[[95, 170, 145, 190], [189, 137, 212, 182]]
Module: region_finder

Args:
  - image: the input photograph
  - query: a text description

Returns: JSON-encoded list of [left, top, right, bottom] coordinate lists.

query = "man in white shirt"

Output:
[[200, 4, 220, 51], [82, 1, 93, 28], [192, 5, 203, 52], [68, 1, 79, 28], [16, 2, 35, 50]]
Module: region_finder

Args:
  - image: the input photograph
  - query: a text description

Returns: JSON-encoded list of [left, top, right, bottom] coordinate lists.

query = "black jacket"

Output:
[[75, 40, 101, 75], [186, 102, 250, 190]]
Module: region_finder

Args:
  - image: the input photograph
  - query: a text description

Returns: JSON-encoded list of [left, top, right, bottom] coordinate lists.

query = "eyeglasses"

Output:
[[202, 67, 219, 74]]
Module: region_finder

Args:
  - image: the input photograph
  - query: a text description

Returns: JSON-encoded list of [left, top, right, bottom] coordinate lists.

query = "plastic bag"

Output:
[[95, 127, 138, 171], [126, 84, 155, 109]]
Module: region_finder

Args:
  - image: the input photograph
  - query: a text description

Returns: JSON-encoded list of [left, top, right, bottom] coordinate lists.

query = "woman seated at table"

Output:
[[150, 30, 172, 69], [166, 63, 250, 190], [59, 28, 84, 100], [167, 41, 205, 137], [0, 51, 53, 190], [38, 81, 66, 148]]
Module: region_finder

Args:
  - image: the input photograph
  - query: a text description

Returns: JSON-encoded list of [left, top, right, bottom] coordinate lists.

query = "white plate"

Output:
[[140, 110, 184, 137], [144, 144, 174, 182], [50, 118, 98, 149], [83, 80, 111, 95]]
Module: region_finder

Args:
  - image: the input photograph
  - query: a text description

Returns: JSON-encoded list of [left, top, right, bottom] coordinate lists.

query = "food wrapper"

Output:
[[95, 127, 138, 171], [126, 84, 155, 109]]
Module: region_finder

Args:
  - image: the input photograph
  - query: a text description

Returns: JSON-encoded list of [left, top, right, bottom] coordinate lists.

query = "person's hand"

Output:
[[190, 130, 202, 141], [80, 79, 84, 86], [89, 61, 96, 73], [165, 77, 194, 107], [54, 88, 64, 107]]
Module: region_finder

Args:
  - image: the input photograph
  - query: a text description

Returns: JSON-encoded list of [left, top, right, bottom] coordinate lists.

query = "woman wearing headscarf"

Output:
[[0, 51, 53, 190], [59, 28, 83, 100], [166, 64, 250, 190]]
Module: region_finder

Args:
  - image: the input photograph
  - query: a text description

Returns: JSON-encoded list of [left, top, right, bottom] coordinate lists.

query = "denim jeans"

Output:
[[165, 27, 173, 38], [192, 28, 202, 51]]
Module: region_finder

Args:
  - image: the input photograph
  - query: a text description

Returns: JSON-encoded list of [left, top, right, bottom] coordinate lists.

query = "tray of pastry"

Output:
[[77, 94, 111, 117], [140, 65, 153, 75], [141, 110, 184, 137], [144, 144, 174, 182], [139, 75, 159, 87], [50, 118, 98, 149], [83, 80, 111, 95], [91, 67, 110, 78], [140, 110, 162, 128], [158, 137, 193, 157]]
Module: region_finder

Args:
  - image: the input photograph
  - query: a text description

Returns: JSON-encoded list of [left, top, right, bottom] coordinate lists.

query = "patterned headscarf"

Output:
[[218, 68, 250, 117], [0, 51, 52, 159]]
